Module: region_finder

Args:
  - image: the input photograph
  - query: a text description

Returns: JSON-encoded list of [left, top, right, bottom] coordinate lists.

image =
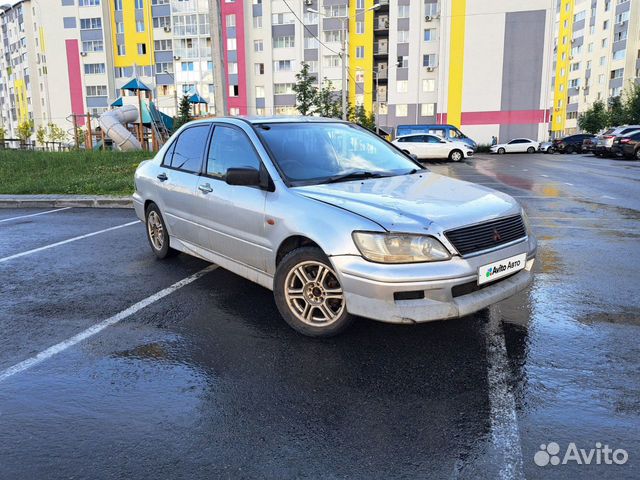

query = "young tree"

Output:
[[17, 119, 34, 145], [607, 96, 627, 127], [292, 62, 317, 116], [350, 105, 376, 131], [578, 99, 608, 134], [624, 83, 640, 125], [314, 78, 341, 118], [173, 95, 193, 131], [47, 123, 67, 145], [35, 125, 47, 147]]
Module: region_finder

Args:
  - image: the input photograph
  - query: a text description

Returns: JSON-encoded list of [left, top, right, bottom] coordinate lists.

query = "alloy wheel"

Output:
[[284, 261, 345, 326], [147, 211, 164, 251]]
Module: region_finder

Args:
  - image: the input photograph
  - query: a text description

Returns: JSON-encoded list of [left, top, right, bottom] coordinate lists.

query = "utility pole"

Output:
[[209, 0, 228, 116], [341, 19, 347, 121], [374, 68, 379, 135]]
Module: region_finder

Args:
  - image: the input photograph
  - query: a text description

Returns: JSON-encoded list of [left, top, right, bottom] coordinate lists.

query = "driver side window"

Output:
[[206, 125, 261, 178]]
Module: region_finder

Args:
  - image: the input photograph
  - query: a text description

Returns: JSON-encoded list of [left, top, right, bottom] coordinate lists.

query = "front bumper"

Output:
[[332, 237, 536, 324]]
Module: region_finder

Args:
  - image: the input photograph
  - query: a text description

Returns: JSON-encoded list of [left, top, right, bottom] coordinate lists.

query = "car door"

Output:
[[426, 134, 449, 158], [155, 123, 211, 242], [193, 124, 270, 272]]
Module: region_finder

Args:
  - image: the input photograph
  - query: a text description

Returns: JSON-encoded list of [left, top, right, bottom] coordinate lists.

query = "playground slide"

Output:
[[98, 105, 142, 151]]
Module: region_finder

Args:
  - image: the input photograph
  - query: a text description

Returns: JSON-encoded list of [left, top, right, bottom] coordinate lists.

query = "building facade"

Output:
[[551, 0, 640, 136]]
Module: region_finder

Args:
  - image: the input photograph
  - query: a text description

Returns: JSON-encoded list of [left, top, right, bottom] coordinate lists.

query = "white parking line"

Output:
[[485, 308, 525, 480], [0, 265, 218, 383], [0, 221, 139, 264], [0, 207, 72, 223]]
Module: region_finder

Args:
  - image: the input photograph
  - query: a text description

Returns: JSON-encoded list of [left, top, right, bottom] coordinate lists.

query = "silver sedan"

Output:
[[134, 117, 536, 337]]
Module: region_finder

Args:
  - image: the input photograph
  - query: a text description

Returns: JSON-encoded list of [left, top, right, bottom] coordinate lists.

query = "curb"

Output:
[[0, 195, 133, 209]]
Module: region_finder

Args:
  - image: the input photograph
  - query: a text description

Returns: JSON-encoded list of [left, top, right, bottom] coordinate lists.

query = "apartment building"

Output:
[[0, 0, 51, 137], [551, 0, 640, 135]]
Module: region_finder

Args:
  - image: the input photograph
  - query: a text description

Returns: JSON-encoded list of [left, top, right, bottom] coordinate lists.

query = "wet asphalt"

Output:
[[0, 153, 638, 479]]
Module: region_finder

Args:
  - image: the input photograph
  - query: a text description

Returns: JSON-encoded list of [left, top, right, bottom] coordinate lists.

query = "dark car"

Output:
[[611, 131, 640, 160], [582, 136, 597, 154], [552, 134, 595, 154]]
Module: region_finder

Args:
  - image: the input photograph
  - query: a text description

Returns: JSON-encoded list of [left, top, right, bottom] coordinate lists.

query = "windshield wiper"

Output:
[[323, 170, 391, 184]]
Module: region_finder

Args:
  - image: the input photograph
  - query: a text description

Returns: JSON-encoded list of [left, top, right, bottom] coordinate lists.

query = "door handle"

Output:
[[157, 173, 168, 182], [198, 183, 213, 194]]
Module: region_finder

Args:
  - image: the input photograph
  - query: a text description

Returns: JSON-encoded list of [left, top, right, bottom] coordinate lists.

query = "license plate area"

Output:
[[478, 253, 527, 285]]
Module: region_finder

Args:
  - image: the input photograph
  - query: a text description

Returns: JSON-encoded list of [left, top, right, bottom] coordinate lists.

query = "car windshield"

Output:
[[256, 122, 422, 185]]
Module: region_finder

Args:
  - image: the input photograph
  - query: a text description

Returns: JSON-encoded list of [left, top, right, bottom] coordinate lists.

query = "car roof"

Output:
[[182, 116, 350, 128]]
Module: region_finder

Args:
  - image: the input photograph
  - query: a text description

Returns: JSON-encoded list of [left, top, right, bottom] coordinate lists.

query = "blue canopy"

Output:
[[110, 97, 123, 107], [189, 93, 208, 104], [121, 77, 151, 92]]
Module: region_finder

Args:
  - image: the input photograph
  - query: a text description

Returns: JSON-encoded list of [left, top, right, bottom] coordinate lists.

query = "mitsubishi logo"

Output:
[[493, 229, 502, 242]]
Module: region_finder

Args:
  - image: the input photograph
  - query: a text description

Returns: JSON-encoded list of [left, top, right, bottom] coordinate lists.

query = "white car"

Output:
[[490, 138, 539, 154], [392, 134, 474, 162]]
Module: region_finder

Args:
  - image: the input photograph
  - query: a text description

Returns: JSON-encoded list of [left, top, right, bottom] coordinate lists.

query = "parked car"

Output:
[[552, 134, 595, 154], [134, 117, 536, 337], [538, 141, 554, 153], [490, 138, 539, 154], [595, 125, 640, 157], [396, 124, 477, 151], [391, 134, 474, 162], [582, 136, 597, 154], [611, 130, 640, 160]]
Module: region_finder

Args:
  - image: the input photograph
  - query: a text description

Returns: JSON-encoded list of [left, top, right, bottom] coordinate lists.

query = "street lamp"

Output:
[[306, 4, 380, 120]]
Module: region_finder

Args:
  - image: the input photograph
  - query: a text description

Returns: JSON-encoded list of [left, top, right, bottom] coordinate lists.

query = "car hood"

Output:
[[293, 172, 521, 233]]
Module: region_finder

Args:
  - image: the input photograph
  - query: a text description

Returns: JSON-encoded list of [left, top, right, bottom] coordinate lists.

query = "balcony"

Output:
[[373, 44, 388, 56], [374, 16, 389, 34]]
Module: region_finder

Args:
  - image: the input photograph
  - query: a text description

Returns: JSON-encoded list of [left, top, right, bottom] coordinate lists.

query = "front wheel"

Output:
[[274, 247, 353, 337], [635, 149, 640, 161], [497, 147, 506, 154], [527, 146, 536, 153], [449, 149, 463, 162], [565, 145, 575, 154]]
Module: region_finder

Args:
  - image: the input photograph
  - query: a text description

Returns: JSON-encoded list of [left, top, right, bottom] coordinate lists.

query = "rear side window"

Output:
[[206, 125, 261, 178], [621, 128, 640, 135], [163, 125, 210, 173]]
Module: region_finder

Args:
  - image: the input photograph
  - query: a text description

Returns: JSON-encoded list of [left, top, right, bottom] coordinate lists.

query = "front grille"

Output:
[[445, 215, 526, 256]]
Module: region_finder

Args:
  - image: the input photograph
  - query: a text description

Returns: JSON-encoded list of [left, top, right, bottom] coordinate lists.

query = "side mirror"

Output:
[[226, 167, 261, 186]]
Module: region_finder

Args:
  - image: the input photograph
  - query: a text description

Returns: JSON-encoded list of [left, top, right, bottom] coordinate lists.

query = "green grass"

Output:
[[0, 150, 153, 196]]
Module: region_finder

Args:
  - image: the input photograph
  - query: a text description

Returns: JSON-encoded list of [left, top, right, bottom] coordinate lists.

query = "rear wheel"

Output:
[[527, 146, 535, 153], [497, 147, 505, 155], [274, 247, 353, 337], [565, 145, 575, 154], [635, 149, 640, 161], [449, 149, 463, 162], [145, 203, 177, 259]]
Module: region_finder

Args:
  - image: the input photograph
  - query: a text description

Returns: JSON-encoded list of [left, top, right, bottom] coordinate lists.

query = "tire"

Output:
[[527, 146, 535, 153], [274, 246, 353, 337], [145, 203, 177, 259], [497, 147, 506, 155], [565, 145, 575, 154], [449, 149, 463, 162], [635, 149, 640, 161]]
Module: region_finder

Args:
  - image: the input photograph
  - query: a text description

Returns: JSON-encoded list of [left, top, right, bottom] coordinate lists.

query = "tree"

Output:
[[0, 126, 6, 149], [314, 78, 341, 118], [17, 119, 34, 144], [47, 123, 67, 144], [292, 62, 317, 116], [173, 95, 193, 131], [350, 105, 376, 131], [624, 83, 640, 125], [607, 96, 627, 127], [578, 99, 608, 134], [36, 124, 47, 147]]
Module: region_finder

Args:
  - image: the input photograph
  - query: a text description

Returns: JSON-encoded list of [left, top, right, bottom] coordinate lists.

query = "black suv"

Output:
[[552, 134, 595, 154]]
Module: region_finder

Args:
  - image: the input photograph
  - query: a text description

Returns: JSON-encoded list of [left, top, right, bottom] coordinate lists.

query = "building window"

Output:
[[396, 104, 408, 116], [154, 39, 172, 51], [182, 83, 195, 94], [610, 68, 623, 79], [324, 30, 341, 42], [255, 86, 265, 98], [230, 107, 240, 116], [303, 11, 318, 24], [398, 5, 409, 18], [356, 21, 364, 34], [424, 28, 433, 41], [137, 43, 147, 55], [396, 80, 408, 93], [356, 46, 364, 59], [114, 0, 122, 10], [397, 56, 408, 68], [272, 12, 295, 25], [79, 0, 100, 5], [228, 62, 238, 74], [273, 60, 293, 72], [397, 30, 409, 43], [569, 78, 580, 88], [181, 61, 194, 72], [155, 62, 173, 74], [253, 16, 262, 28], [152, 16, 171, 28], [422, 79, 435, 92], [602, 20, 608, 29], [117, 44, 126, 56], [80, 18, 101, 29], [254, 40, 263, 52], [304, 36, 319, 49], [421, 103, 435, 116], [136, 20, 144, 32], [135, 0, 143, 8], [255, 63, 264, 75], [229, 85, 239, 97], [116, 21, 124, 33], [84, 63, 106, 74], [86, 85, 108, 96], [323, 55, 341, 68], [273, 36, 295, 48], [356, 0, 364, 8], [423, 54, 436, 67], [274, 83, 294, 94], [82, 40, 104, 52], [227, 38, 237, 50], [226, 14, 236, 27], [612, 49, 625, 60], [324, 5, 347, 17]]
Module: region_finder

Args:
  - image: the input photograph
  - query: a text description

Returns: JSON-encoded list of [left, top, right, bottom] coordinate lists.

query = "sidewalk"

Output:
[[0, 194, 133, 209]]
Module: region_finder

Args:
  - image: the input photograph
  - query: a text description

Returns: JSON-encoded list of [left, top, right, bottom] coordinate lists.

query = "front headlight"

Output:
[[521, 210, 531, 234], [352, 232, 451, 263]]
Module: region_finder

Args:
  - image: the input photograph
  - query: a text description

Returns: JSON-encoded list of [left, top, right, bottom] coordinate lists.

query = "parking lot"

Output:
[[1, 152, 639, 479]]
